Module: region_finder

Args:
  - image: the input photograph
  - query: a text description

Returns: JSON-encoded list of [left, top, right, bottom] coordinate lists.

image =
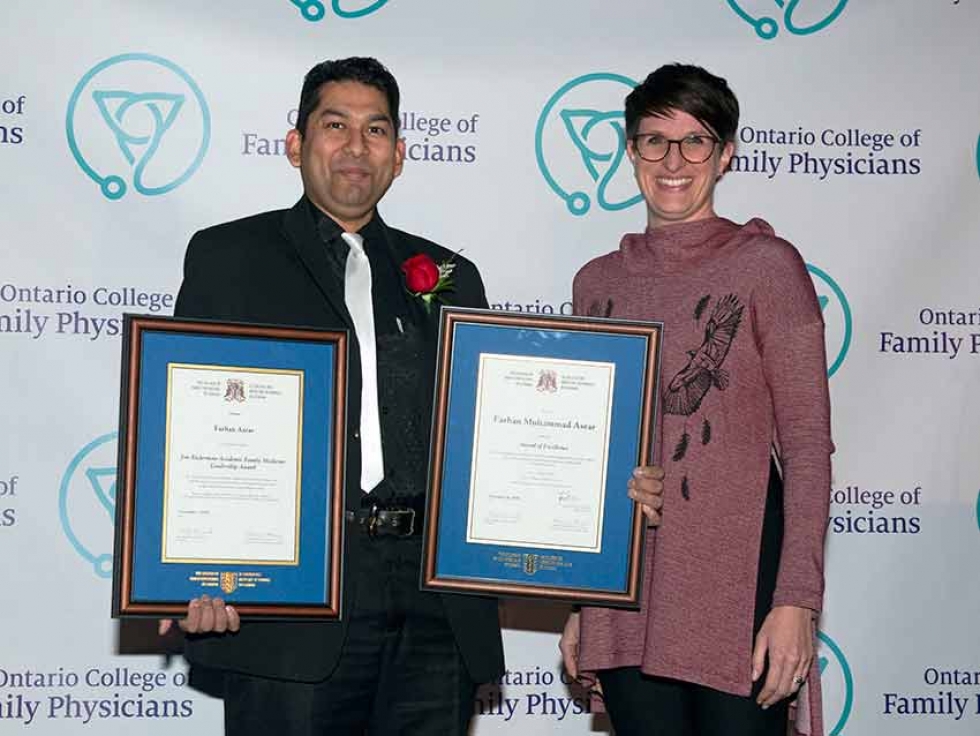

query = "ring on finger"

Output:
[[792, 675, 806, 687]]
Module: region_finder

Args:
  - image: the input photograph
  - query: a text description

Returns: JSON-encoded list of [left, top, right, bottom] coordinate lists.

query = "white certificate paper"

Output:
[[162, 364, 303, 564], [466, 354, 615, 553]]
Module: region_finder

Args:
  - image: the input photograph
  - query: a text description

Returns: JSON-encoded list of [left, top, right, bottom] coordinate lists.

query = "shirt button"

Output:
[[353, 431, 360, 440], [381, 407, 390, 416]]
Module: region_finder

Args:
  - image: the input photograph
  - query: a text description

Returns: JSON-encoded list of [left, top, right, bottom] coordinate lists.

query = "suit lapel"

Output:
[[374, 216, 435, 335], [377, 216, 455, 344], [281, 198, 354, 331]]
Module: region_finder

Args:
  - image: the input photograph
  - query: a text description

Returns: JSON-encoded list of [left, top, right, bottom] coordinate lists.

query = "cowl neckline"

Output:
[[619, 217, 773, 274]]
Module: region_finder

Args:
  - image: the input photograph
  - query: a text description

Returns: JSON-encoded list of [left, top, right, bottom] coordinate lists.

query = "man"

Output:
[[163, 57, 664, 735]]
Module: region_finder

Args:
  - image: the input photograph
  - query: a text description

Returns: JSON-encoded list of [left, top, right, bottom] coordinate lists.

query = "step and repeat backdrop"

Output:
[[2, 1, 979, 733]]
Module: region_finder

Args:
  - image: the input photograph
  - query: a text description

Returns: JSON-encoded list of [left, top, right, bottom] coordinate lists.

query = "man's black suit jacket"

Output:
[[174, 198, 504, 685]]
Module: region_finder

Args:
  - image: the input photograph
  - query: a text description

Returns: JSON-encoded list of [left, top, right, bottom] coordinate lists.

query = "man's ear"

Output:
[[393, 137, 406, 179], [285, 128, 303, 169]]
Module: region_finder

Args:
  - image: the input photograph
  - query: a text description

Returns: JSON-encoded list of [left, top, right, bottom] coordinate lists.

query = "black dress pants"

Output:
[[598, 459, 789, 736], [222, 533, 476, 735]]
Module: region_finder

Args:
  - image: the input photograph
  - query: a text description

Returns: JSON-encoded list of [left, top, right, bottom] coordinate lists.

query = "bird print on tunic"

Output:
[[664, 293, 744, 499]]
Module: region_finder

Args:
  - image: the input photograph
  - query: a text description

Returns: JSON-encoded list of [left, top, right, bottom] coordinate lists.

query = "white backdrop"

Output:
[[2, 1, 979, 733]]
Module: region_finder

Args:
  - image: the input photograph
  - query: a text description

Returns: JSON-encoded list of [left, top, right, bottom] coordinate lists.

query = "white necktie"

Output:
[[341, 232, 384, 493]]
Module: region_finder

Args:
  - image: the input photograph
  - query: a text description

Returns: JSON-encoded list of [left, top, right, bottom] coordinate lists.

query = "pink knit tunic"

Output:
[[574, 217, 833, 736]]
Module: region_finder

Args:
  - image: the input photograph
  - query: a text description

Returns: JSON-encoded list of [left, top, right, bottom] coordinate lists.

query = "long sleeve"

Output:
[[751, 241, 834, 611]]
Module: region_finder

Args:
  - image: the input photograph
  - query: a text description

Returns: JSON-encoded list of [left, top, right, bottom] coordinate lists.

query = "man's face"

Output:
[[286, 81, 405, 232], [627, 108, 734, 229]]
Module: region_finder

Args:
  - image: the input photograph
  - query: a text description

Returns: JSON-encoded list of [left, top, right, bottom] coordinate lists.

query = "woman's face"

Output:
[[627, 108, 734, 228]]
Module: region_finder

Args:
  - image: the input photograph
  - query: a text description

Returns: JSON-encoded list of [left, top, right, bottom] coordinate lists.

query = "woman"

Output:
[[560, 64, 833, 736]]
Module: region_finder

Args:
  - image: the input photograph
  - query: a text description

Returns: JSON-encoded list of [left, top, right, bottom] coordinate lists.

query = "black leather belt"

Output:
[[346, 498, 425, 538]]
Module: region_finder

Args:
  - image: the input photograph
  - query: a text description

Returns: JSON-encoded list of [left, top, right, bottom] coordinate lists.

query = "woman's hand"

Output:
[[158, 595, 241, 636], [752, 605, 815, 708], [558, 611, 581, 679], [629, 466, 665, 526]]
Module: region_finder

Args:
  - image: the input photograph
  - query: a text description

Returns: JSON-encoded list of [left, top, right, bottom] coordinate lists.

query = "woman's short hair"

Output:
[[625, 64, 739, 142]]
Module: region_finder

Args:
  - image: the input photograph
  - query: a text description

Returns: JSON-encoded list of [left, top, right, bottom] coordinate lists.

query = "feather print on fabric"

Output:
[[681, 475, 690, 500], [694, 294, 711, 321], [701, 417, 712, 446], [672, 431, 690, 462], [587, 299, 613, 318]]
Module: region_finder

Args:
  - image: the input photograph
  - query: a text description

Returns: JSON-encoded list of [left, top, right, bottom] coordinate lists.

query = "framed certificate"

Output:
[[111, 315, 347, 619], [421, 308, 662, 607]]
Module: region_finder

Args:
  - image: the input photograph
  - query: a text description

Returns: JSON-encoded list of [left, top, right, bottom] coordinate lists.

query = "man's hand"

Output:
[[752, 605, 815, 709], [558, 611, 581, 679], [629, 466, 665, 526], [158, 595, 241, 636]]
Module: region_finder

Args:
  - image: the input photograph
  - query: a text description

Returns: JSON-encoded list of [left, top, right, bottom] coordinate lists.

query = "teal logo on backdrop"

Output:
[[975, 133, 980, 179], [817, 631, 854, 735], [59, 433, 117, 578], [66, 53, 210, 200], [726, 0, 849, 40], [290, 0, 389, 21], [535, 73, 642, 216], [808, 264, 852, 376], [975, 490, 979, 532]]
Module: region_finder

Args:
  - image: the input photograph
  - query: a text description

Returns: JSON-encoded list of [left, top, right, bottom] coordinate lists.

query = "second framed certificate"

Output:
[[422, 308, 662, 607]]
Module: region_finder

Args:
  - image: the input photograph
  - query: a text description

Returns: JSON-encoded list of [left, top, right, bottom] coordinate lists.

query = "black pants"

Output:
[[598, 459, 788, 736], [598, 668, 789, 736], [222, 534, 475, 735]]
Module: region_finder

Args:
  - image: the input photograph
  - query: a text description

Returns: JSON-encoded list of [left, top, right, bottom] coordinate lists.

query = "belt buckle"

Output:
[[399, 508, 416, 537], [361, 504, 418, 537], [366, 506, 416, 537]]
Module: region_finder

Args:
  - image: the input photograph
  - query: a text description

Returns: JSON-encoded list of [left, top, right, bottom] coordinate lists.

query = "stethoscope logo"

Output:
[[807, 264, 852, 377], [726, 0, 849, 40], [289, 0, 390, 21], [66, 53, 210, 200], [58, 433, 118, 578], [817, 631, 854, 735], [535, 73, 643, 216]]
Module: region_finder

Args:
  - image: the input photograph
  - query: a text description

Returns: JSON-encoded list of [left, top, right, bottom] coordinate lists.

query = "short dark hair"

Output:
[[625, 64, 739, 142], [295, 57, 400, 136]]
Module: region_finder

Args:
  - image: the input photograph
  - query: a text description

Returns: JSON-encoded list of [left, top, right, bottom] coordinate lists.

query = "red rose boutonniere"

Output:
[[401, 253, 456, 312]]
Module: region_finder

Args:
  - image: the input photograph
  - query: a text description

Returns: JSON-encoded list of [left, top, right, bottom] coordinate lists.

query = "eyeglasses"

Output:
[[631, 133, 719, 164]]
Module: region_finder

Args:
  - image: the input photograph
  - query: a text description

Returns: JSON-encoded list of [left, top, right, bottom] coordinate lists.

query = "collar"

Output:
[[306, 197, 384, 249]]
